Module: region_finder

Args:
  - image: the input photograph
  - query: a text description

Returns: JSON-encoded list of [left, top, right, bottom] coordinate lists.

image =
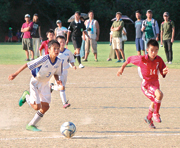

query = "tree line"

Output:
[[0, 0, 180, 42]]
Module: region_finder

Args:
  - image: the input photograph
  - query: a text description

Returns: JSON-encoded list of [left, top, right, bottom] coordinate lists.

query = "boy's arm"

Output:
[[54, 74, 62, 85], [70, 62, 76, 70], [8, 64, 28, 80], [117, 61, 128, 76]]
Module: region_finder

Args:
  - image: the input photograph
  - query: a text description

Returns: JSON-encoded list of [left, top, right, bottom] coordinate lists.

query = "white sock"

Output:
[[28, 111, 43, 126], [60, 90, 67, 105], [25, 94, 31, 106]]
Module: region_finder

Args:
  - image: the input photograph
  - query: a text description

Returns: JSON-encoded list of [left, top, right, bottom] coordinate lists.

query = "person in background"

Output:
[[32, 13, 42, 58], [135, 10, 145, 55], [80, 17, 85, 59], [54, 20, 68, 38], [83, 10, 100, 62], [16, 30, 21, 42], [160, 12, 175, 64], [141, 10, 159, 54], [21, 14, 34, 61], [8, 27, 13, 42]]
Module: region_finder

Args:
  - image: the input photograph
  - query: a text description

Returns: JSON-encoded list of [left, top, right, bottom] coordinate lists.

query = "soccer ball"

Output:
[[60, 122, 76, 138]]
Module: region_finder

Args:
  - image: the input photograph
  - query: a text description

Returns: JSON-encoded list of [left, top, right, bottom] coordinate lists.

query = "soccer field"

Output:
[[1, 42, 180, 147]]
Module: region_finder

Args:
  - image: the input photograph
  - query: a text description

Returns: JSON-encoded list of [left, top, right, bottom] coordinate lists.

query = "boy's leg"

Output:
[[147, 102, 154, 120]]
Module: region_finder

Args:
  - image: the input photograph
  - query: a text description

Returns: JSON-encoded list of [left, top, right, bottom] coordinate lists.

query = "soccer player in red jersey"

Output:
[[39, 29, 54, 56], [117, 39, 169, 129]]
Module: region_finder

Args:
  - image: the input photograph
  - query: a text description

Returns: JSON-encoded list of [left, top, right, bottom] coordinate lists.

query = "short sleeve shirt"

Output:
[[21, 21, 33, 38], [68, 20, 86, 37], [55, 26, 68, 37], [31, 21, 41, 38], [145, 21, 154, 39], [135, 20, 143, 38], [39, 40, 49, 55], [111, 19, 124, 37], [161, 21, 175, 40]]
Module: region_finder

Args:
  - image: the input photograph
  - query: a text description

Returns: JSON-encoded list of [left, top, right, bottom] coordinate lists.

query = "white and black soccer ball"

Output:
[[60, 122, 76, 138]]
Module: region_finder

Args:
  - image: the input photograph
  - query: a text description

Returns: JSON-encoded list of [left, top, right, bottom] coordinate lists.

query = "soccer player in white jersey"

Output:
[[51, 36, 76, 109], [8, 40, 63, 131]]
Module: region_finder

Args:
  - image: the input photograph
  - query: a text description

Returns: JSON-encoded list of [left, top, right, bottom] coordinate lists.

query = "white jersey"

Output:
[[55, 26, 68, 37], [58, 48, 75, 71], [27, 55, 63, 83]]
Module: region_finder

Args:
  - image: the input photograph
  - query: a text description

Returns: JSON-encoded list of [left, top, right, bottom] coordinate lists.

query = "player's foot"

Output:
[[116, 60, 121, 63], [26, 124, 41, 132], [19, 90, 29, 107], [94, 59, 98, 62], [144, 116, 156, 129], [50, 83, 54, 93], [82, 59, 88, 62], [153, 113, 162, 123], [168, 61, 172, 64], [25, 59, 30, 61], [79, 64, 84, 68], [30, 58, 34, 61], [63, 101, 71, 109], [121, 59, 126, 63]]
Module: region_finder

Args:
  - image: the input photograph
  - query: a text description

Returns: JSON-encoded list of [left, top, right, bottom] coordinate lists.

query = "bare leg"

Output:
[[25, 50, 29, 59], [115, 49, 120, 60]]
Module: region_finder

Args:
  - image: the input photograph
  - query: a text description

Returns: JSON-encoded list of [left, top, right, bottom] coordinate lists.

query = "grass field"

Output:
[[0, 41, 180, 68]]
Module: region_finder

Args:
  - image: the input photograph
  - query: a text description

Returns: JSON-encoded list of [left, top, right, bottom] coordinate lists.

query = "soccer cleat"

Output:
[[25, 59, 30, 61], [153, 113, 162, 123], [107, 58, 112, 61], [26, 124, 41, 132], [19, 90, 29, 107], [79, 64, 84, 68], [116, 60, 121, 63], [63, 101, 71, 109], [168, 61, 172, 64], [50, 83, 54, 93], [82, 59, 88, 62], [94, 59, 98, 62], [144, 116, 156, 129]]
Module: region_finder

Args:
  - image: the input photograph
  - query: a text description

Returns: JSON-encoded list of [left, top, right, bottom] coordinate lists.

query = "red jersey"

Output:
[[21, 21, 33, 38], [39, 40, 49, 55], [127, 55, 166, 81]]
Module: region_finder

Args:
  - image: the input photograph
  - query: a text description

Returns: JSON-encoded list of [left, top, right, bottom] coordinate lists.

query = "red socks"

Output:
[[147, 106, 154, 120]]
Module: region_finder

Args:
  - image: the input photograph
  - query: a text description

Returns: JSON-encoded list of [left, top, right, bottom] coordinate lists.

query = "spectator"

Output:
[[54, 20, 68, 38], [83, 10, 100, 62], [135, 10, 145, 55], [16, 30, 21, 42], [21, 14, 34, 61], [31, 13, 42, 58], [141, 10, 159, 54], [8, 27, 13, 42], [160, 12, 175, 64], [66, 11, 91, 68], [120, 27, 127, 59], [111, 12, 125, 63], [80, 17, 85, 59]]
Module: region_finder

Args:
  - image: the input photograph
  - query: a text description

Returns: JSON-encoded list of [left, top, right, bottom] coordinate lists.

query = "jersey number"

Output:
[[46, 72, 51, 78], [150, 69, 156, 75]]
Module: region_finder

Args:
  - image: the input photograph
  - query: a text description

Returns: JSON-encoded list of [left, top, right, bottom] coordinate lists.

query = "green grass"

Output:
[[1, 41, 180, 68]]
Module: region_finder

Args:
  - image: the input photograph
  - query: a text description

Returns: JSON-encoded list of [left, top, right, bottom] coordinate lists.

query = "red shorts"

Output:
[[141, 79, 160, 102]]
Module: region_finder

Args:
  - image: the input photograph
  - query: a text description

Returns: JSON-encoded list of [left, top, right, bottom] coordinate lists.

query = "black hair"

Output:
[[46, 29, 54, 36], [48, 40, 60, 49], [75, 11, 81, 16], [56, 35, 66, 41], [147, 39, 159, 49], [135, 10, 141, 14], [88, 10, 94, 14]]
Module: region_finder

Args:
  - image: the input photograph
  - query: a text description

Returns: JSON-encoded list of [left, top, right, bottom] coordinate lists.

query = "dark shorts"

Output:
[[72, 36, 82, 49], [22, 38, 33, 51], [135, 38, 144, 51]]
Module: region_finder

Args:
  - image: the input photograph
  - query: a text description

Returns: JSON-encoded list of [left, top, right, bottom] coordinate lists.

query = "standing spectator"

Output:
[[160, 12, 175, 64], [141, 10, 159, 54], [21, 14, 34, 61], [135, 10, 145, 55], [66, 11, 91, 68], [54, 20, 68, 38], [8, 27, 13, 42], [120, 27, 127, 59], [111, 12, 125, 63], [16, 30, 21, 42], [83, 10, 100, 62], [80, 17, 85, 59], [31, 13, 42, 58]]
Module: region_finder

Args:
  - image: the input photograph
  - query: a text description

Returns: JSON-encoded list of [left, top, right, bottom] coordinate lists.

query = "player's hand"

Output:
[[163, 67, 169, 75], [96, 36, 99, 41], [171, 38, 174, 43], [73, 66, 77, 70], [117, 68, 123, 77], [56, 80, 62, 85], [8, 74, 17, 81], [156, 37, 159, 41], [160, 41, 163, 46]]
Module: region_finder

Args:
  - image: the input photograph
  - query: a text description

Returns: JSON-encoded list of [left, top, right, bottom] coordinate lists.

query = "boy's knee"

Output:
[[155, 89, 163, 99], [32, 104, 41, 110]]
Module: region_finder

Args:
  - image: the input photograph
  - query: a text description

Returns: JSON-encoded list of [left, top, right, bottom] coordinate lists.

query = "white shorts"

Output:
[[56, 70, 68, 86], [29, 77, 51, 104], [112, 37, 122, 49]]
